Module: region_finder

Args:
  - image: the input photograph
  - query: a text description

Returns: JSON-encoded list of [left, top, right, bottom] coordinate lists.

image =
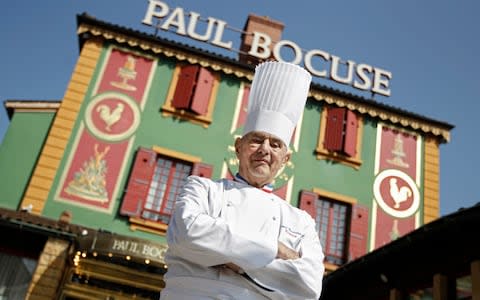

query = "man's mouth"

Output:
[[254, 159, 269, 165]]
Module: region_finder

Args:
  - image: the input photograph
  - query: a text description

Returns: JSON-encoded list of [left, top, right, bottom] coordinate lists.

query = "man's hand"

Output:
[[224, 262, 243, 273], [276, 242, 300, 260], [219, 242, 299, 273]]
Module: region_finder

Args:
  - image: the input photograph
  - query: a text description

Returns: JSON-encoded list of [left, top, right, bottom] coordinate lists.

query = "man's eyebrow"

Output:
[[250, 133, 266, 139]]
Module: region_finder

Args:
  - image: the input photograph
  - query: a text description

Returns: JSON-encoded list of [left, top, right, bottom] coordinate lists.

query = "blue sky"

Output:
[[1, 1, 478, 216]]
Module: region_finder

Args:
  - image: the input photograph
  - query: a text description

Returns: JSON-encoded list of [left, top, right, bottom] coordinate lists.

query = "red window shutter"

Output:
[[191, 162, 213, 178], [298, 190, 318, 219], [172, 65, 199, 109], [120, 148, 157, 217], [190, 67, 214, 115], [344, 110, 358, 157], [348, 204, 369, 261], [324, 107, 346, 152]]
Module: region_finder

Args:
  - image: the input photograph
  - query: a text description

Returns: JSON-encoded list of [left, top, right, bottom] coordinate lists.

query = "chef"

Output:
[[161, 61, 325, 299]]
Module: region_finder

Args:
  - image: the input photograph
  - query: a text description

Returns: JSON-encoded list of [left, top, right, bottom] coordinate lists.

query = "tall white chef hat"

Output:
[[243, 61, 312, 146]]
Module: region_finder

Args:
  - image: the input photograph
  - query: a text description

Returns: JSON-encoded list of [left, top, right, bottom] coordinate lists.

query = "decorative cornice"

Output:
[[4, 100, 61, 119], [78, 24, 254, 81], [310, 90, 451, 142], [5, 100, 61, 109], [77, 22, 452, 143]]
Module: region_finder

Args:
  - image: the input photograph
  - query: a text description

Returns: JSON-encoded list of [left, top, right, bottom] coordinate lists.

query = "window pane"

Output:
[[0, 253, 35, 299], [315, 197, 350, 265], [457, 275, 472, 299]]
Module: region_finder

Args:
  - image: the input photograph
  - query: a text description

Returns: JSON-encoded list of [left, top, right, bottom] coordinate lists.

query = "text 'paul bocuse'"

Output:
[[142, 0, 392, 97]]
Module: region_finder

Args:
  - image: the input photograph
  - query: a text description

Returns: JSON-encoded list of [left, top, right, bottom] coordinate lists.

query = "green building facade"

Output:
[[0, 12, 454, 300]]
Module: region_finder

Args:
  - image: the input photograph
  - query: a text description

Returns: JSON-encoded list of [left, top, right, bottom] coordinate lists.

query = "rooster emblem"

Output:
[[389, 178, 412, 208], [96, 103, 125, 131]]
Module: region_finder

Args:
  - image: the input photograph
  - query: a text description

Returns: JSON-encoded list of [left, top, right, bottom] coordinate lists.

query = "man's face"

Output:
[[235, 131, 291, 187]]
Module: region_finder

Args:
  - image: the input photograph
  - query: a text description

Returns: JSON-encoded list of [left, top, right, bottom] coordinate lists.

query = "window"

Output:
[[142, 157, 192, 224], [120, 147, 213, 234], [316, 198, 349, 265], [299, 189, 369, 268], [60, 257, 164, 300], [161, 64, 219, 127], [316, 106, 363, 169], [0, 253, 36, 299]]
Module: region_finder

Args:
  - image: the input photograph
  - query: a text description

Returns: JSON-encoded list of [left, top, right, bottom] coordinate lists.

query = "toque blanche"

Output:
[[243, 61, 312, 146]]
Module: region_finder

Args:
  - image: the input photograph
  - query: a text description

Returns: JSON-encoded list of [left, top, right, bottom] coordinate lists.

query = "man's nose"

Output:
[[257, 139, 270, 154]]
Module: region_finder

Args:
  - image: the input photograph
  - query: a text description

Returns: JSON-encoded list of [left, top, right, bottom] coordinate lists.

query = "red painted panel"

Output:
[[374, 126, 419, 249], [59, 133, 128, 210], [190, 67, 214, 115], [97, 49, 154, 103], [344, 110, 358, 157], [380, 127, 418, 178], [298, 190, 318, 219], [375, 210, 415, 248], [56, 49, 154, 212], [324, 107, 345, 152], [172, 65, 199, 109], [120, 148, 157, 216]]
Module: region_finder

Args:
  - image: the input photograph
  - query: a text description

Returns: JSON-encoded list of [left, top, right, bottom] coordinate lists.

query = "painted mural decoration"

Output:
[[110, 55, 138, 91], [85, 92, 141, 142], [65, 144, 110, 202], [55, 47, 156, 212], [371, 124, 422, 249], [224, 84, 299, 201]]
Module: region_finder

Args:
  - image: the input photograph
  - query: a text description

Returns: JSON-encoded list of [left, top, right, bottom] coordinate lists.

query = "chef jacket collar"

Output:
[[234, 173, 274, 193]]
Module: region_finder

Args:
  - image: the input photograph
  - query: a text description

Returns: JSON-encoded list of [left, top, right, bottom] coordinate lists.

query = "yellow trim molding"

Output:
[[129, 217, 169, 236], [152, 145, 201, 163], [20, 38, 104, 215], [423, 137, 440, 223], [312, 187, 358, 205]]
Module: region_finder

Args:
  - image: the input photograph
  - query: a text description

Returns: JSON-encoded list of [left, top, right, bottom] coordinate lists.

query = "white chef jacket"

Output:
[[161, 175, 325, 300]]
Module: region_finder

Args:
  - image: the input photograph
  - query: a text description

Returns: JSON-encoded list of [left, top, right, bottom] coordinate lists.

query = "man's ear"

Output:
[[234, 137, 242, 156], [283, 150, 292, 164]]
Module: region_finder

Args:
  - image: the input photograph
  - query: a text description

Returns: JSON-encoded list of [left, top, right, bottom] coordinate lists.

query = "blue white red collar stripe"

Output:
[[234, 173, 274, 193]]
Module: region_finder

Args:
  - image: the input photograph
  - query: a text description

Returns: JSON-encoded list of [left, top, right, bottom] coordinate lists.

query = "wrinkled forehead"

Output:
[[242, 131, 286, 146]]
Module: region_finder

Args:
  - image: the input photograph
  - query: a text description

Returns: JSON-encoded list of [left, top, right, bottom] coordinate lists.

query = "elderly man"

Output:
[[161, 61, 325, 299]]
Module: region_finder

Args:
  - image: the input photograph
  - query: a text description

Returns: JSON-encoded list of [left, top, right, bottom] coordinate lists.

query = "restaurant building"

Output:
[[1, 3, 471, 299]]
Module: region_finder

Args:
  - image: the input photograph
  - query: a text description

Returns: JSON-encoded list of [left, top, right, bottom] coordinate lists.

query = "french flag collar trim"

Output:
[[234, 173, 274, 193]]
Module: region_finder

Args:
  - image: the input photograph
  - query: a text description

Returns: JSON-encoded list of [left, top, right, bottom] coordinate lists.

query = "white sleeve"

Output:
[[247, 213, 325, 300], [166, 176, 278, 270]]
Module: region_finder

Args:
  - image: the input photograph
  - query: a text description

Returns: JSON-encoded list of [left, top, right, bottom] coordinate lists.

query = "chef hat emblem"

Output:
[[243, 61, 312, 146]]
